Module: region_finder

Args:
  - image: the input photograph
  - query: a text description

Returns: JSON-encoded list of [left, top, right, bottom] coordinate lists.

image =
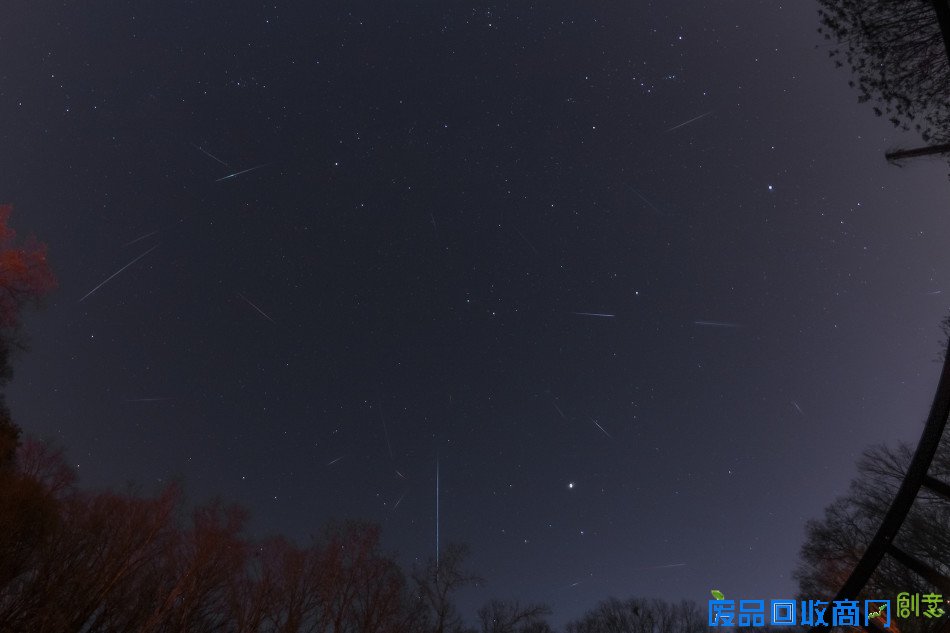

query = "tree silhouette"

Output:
[[817, 0, 950, 143], [0, 204, 55, 331], [0, 438, 75, 596], [413, 543, 482, 633], [564, 596, 707, 633], [794, 439, 950, 633], [0, 204, 55, 472], [477, 600, 552, 633], [0, 206, 59, 630], [0, 460, 439, 633]]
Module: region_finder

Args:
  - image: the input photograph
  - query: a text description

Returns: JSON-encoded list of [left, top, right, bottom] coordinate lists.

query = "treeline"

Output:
[[0, 433, 457, 633], [0, 433, 731, 633]]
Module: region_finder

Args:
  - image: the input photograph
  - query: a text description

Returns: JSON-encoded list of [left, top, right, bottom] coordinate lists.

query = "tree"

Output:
[[0, 204, 55, 472], [817, 0, 950, 143], [0, 204, 55, 332], [138, 498, 249, 633], [313, 519, 425, 633], [564, 596, 707, 633], [0, 439, 75, 593], [1, 423, 440, 633], [0, 403, 21, 475], [412, 543, 482, 633], [794, 439, 950, 633], [477, 600, 552, 633], [0, 481, 181, 632]]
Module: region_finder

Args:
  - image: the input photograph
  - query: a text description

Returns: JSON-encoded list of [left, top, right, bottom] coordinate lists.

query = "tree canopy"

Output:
[[0, 204, 55, 472], [794, 438, 950, 633], [818, 0, 950, 142]]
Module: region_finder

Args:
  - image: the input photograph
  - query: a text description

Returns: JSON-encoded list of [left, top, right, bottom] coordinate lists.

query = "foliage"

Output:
[[817, 0, 950, 142], [0, 204, 56, 472], [0, 204, 56, 332]]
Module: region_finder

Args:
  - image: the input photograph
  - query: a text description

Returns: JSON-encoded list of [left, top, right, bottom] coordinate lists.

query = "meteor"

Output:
[[237, 292, 276, 324], [79, 244, 159, 302], [694, 320, 741, 328], [191, 142, 230, 167], [591, 418, 613, 439], [122, 229, 160, 248], [665, 111, 712, 133], [634, 562, 687, 570], [393, 489, 407, 511], [215, 164, 267, 182]]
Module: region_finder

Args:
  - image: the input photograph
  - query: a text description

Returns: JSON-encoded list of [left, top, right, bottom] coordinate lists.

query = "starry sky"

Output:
[[4, 0, 950, 628]]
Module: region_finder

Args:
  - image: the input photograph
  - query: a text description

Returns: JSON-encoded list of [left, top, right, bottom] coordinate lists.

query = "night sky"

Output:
[[4, 1, 950, 628]]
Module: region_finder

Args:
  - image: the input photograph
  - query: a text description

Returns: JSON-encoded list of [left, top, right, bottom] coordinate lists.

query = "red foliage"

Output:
[[0, 204, 56, 329]]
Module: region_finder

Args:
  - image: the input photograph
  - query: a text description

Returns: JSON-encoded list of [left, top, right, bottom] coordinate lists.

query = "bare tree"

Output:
[[240, 520, 428, 633], [564, 597, 707, 633], [794, 439, 950, 633], [817, 0, 950, 143], [413, 543, 482, 633], [0, 447, 436, 633], [477, 600, 551, 633], [316, 520, 422, 633], [0, 483, 180, 633], [0, 473, 60, 592], [138, 499, 250, 632]]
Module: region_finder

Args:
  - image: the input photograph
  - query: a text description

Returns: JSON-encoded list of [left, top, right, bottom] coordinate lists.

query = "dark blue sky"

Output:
[[4, 0, 950, 627]]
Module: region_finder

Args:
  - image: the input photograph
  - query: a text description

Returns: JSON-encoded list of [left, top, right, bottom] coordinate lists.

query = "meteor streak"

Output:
[[694, 320, 740, 328], [393, 489, 407, 511], [122, 229, 160, 248], [514, 227, 540, 255], [79, 244, 159, 302], [591, 418, 612, 439], [634, 562, 687, 570], [215, 164, 267, 182], [665, 111, 712, 132], [191, 143, 230, 167], [630, 187, 666, 217], [237, 293, 276, 324]]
